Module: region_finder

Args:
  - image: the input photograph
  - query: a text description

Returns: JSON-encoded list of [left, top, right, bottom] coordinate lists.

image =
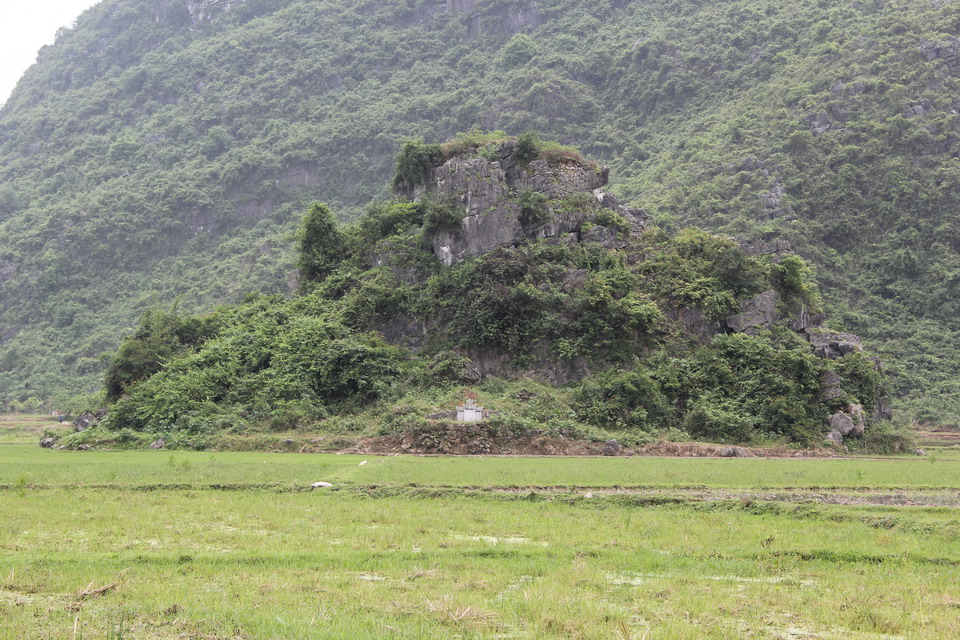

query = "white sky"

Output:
[[0, 0, 102, 107]]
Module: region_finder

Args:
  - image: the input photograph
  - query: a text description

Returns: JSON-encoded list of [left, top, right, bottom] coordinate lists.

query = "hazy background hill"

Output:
[[1, 0, 959, 423]]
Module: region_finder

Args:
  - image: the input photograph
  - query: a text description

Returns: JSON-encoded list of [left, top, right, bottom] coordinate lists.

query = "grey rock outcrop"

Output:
[[805, 330, 863, 359], [724, 290, 777, 335], [0, 259, 16, 285], [873, 396, 894, 422], [920, 38, 960, 69], [184, 0, 246, 25], [826, 403, 865, 444], [404, 142, 646, 266], [73, 412, 99, 432], [148, 438, 166, 450], [742, 239, 792, 258], [759, 181, 792, 220], [40, 436, 58, 448], [820, 370, 843, 402]]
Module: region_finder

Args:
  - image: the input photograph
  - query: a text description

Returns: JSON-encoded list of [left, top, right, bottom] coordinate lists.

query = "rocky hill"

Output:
[[63, 135, 896, 452], [0, 0, 956, 426]]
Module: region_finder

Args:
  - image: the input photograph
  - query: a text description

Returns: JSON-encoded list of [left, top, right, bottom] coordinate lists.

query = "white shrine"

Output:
[[456, 398, 484, 422]]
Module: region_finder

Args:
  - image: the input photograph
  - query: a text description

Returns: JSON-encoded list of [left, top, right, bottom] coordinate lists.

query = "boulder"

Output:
[[602, 439, 622, 456], [73, 412, 98, 432], [311, 481, 334, 488], [39, 437, 57, 448], [148, 438, 166, 450], [828, 411, 855, 437], [72, 409, 107, 432], [827, 403, 865, 442], [719, 446, 749, 458], [826, 431, 844, 446], [846, 403, 865, 436], [915, 449, 927, 457]]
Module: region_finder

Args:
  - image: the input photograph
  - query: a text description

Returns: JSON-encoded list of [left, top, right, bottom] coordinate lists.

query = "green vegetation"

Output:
[[1, 0, 959, 427], [78, 173, 878, 448], [0, 415, 68, 445], [2, 444, 959, 638], [297, 203, 345, 284]]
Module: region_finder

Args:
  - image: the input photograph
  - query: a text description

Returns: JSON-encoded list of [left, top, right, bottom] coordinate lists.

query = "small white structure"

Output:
[[456, 398, 484, 422]]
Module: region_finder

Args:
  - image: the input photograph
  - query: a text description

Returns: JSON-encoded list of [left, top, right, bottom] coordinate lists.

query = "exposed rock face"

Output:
[[742, 239, 792, 258], [405, 142, 646, 266], [0, 259, 16, 285], [665, 306, 722, 340], [873, 396, 894, 422], [148, 438, 166, 450], [920, 38, 960, 69], [820, 370, 843, 402], [805, 330, 863, 359], [184, 0, 246, 25], [759, 181, 793, 220], [724, 290, 777, 335]]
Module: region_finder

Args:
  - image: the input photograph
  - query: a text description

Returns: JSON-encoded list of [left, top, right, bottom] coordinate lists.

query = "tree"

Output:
[[296, 203, 343, 284]]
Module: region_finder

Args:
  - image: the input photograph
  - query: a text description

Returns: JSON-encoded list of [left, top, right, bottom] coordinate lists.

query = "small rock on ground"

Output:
[[602, 439, 622, 456]]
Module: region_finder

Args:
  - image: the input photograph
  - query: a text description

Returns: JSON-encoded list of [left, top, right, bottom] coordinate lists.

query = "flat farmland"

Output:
[[1, 441, 959, 639]]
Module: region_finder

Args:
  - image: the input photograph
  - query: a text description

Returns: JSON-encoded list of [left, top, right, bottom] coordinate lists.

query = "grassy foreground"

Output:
[[3, 444, 960, 489], [2, 442, 960, 638]]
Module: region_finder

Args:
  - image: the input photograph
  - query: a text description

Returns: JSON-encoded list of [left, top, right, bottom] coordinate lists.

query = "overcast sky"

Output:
[[0, 0, 102, 107]]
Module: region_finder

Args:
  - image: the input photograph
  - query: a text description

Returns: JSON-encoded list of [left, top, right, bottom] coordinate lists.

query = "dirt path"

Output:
[[488, 486, 960, 507]]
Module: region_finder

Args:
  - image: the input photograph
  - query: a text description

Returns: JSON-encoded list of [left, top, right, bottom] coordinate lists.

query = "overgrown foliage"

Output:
[[1, 0, 935, 424], [92, 185, 877, 447]]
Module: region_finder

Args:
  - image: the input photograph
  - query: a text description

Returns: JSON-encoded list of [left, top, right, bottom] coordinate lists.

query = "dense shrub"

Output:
[[683, 400, 756, 443], [296, 203, 344, 284], [516, 189, 550, 225], [392, 139, 442, 192], [420, 197, 465, 234], [575, 368, 672, 431]]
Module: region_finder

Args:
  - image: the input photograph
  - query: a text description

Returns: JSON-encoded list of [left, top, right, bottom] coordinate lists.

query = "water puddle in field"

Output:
[[453, 535, 549, 546], [755, 616, 906, 640], [357, 573, 387, 581], [496, 575, 536, 601], [607, 572, 816, 587]]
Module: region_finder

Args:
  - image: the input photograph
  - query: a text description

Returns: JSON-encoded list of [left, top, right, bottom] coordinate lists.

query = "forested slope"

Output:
[[0, 0, 958, 423]]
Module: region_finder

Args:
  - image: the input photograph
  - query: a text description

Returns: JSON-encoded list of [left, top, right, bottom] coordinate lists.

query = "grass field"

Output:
[[2, 421, 960, 638], [0, 414, 68, 445]]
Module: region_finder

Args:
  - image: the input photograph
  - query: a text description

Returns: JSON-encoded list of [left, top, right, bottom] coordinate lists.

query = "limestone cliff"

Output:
[[397, 139, 646, 266]]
